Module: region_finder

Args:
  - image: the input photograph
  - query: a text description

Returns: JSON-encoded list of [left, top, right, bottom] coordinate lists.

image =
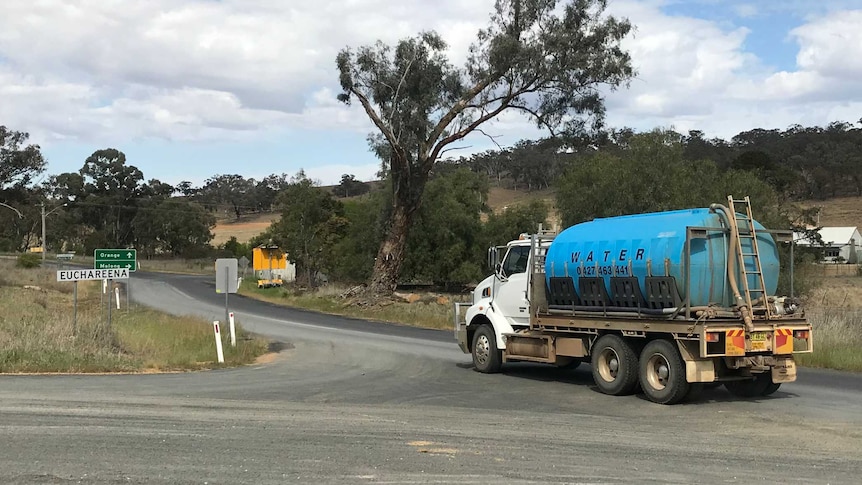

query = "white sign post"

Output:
[[56, 269, 130, 334], [228, 312, 236, 348], [213, 321, 225, 363], [115, 287, 121, 310], [215, 258, 239, 327]]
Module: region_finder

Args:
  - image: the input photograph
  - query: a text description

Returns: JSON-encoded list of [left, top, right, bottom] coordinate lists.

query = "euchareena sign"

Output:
[[57, 268, 130, 282]]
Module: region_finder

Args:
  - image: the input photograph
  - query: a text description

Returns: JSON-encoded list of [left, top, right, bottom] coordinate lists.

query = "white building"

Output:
[[794, 226, 862, 264]]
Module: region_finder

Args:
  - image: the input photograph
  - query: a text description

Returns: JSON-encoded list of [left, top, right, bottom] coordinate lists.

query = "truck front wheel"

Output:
[[590, 335, 639, 396], [639, 339, 691, 405], [472, 325, 502, 374]]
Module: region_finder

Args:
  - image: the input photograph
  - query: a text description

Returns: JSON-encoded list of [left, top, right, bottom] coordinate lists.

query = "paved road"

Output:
[[1, 272, 861, 484]]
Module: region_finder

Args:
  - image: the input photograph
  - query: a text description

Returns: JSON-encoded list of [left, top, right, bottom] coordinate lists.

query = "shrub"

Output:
[[16, 253, 41, 268]]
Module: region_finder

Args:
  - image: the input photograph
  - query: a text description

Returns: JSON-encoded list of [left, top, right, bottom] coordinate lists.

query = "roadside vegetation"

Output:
[[0, 260, 267, 373], [796, 309, 862, 372], [239, 268, 862, 373], [239, 280, 461, 331], [796, 279, 862, 372]]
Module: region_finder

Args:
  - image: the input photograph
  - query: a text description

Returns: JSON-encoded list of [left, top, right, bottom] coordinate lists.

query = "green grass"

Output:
[[0, 261, 268, 373], [114, 308, 266, 370], [795, 308, 862, 372], [239, 280, 465, 330]]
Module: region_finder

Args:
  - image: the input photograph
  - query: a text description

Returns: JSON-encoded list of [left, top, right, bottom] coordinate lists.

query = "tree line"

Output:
[[0, 120, 842, 290], [0, 133, 375, 258], [448, 122, 862, 202]]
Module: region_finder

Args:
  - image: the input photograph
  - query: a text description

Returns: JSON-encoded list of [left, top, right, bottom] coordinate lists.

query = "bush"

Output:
[[16, 253, 41, 268]]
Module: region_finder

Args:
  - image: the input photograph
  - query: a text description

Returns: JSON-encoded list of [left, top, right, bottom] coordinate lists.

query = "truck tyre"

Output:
[[725, 374, 774, 398], [639, 339, 691, 405], [556, 358, 581, 371], [472, 325, 502, 374], [591, 335, 639, 396], [762, 382, 781, 396]]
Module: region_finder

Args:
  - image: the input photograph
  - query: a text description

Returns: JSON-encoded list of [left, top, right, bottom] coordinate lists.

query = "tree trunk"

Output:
[[367, 203, 412, 294], [366, 158, 427, 295]]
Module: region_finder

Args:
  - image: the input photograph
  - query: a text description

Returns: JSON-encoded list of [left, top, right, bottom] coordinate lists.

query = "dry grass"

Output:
[[210, 187, 562, 244], [796, 308, 862, 372], [797, 275, 862, 372], [486, 187, 560, 226], [0, 261, 267, 373], [239, 281, 468, 331], [135, 259, 217, 274], [212, 212, 277, 245], [805, 277, 862, 308], [799, 195, 862, 228]]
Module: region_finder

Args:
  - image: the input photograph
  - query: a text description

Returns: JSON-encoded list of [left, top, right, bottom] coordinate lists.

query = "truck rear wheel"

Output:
[[763, 382, 781, 396], [590, 335, 639, 396], [472, 325, 502, 374], [639, 339, 691, 405], [725, 374, 776, 398]]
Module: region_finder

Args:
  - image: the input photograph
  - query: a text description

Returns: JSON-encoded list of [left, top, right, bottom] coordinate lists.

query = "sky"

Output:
[[2, 0, 862, 188]]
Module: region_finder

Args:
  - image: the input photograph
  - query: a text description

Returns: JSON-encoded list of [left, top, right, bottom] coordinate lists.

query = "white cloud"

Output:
[[733, 4, 758, 18], [2, 0, 862, 174], [602, 2, 862, 138], [792, 10, 862, 79], [0, 0, 495, 146]]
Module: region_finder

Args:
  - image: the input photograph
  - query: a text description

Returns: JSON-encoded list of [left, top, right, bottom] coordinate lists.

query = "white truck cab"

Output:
[[458, 234, 551, 356]]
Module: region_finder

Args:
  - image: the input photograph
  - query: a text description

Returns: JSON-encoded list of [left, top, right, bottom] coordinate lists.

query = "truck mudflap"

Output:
[[454, 302, 469, 354], [771, 356, 797, 383]]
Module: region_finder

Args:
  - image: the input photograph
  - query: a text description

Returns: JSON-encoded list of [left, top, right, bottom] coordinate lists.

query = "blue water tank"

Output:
[[544, 208, 779, 308]]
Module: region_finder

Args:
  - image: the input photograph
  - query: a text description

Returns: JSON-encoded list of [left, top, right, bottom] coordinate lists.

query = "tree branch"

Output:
[[427, 98, 512, 166], [474, 128, 504, 150], [440, 145, 473, 157], [426, 78, 534, 167], [507, 103, 558, 136], [349, 86, 406, 167], [389, 56, 416, 129], [423, 75, 500, 158]]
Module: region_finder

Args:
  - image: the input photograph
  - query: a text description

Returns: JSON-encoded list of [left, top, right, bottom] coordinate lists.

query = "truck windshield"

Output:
[[501, 245, 530, 276]]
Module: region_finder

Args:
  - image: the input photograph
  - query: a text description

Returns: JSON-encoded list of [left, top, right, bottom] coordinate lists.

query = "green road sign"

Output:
[[94, 248, 137, 272]]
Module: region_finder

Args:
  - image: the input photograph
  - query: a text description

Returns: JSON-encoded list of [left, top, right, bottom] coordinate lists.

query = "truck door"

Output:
[[492, 244, 531, 327]]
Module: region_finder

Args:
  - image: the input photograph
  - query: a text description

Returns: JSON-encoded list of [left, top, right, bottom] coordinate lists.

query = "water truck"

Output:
[[454, 196, 813, 404]]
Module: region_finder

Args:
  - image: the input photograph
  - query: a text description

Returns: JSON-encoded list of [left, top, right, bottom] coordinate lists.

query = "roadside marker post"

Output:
[[229, 312, 236, 347], [115, 287, 120, 310], [107, 279, 112, 329], [215, 258, 239, 327], [73, 281, 78, 336], [213, 321, 225, 363]]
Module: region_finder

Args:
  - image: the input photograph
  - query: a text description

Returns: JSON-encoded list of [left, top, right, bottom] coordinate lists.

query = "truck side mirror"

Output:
[[487, 246, 499, 270]]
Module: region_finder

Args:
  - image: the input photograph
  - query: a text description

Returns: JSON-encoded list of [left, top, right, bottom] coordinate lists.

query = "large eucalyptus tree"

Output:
[[337, 0, 634, 293]]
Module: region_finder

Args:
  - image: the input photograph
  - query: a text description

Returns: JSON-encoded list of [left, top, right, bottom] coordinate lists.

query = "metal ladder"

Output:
[[727, 196, 771, 319]]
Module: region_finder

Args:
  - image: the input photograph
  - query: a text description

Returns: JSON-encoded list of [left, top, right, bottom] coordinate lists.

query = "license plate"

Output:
[[750, 332, 767, 341], [750, 332, 769, 352]]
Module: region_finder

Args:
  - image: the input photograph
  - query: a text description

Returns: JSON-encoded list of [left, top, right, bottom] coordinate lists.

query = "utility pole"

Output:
[[41, 202, 46, 263], [41, 202, 67, 263]]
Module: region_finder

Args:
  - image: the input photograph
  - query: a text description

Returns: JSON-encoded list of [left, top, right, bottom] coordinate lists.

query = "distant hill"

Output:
[[799, 196, 862, 229], [211, 189, 862, 246], [211, 212, 277, 246]]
